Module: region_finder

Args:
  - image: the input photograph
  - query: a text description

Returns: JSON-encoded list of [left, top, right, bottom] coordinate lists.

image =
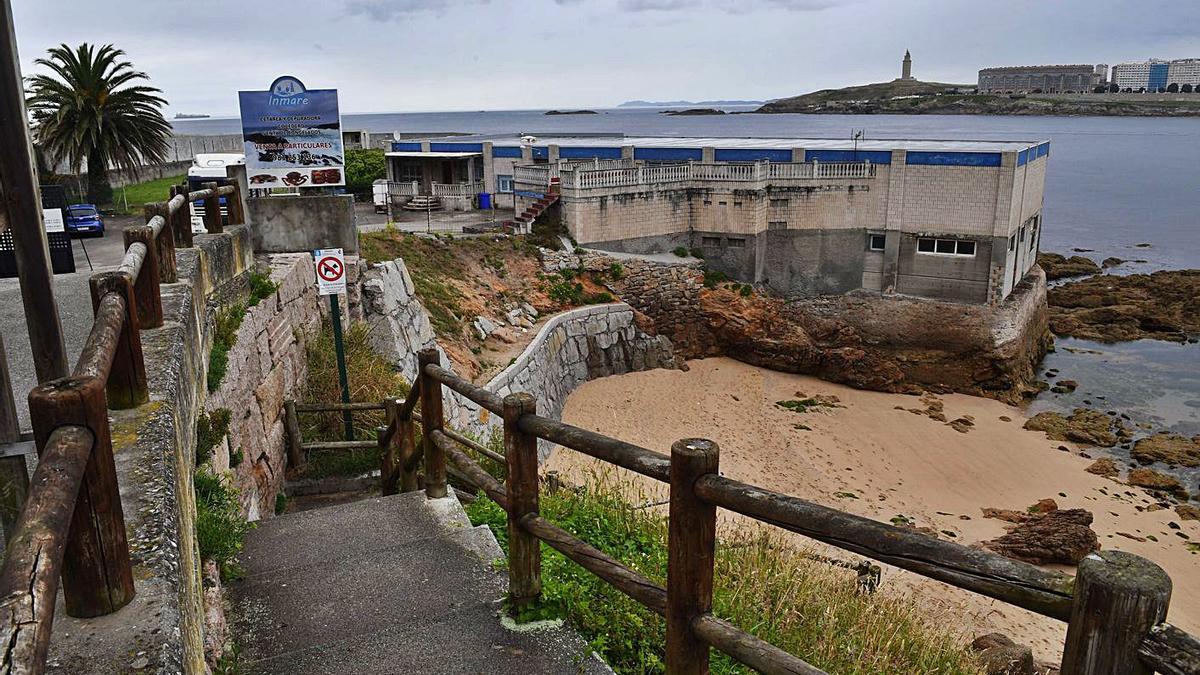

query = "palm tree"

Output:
[[26, 43, 171, 205]]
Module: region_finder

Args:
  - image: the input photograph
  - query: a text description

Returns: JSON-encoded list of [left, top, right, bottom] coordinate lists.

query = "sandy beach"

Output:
[[543, 357, 1200, 663]]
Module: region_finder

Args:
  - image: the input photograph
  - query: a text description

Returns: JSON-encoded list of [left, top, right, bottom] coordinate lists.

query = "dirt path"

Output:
[[544, 357, 1200, 663]]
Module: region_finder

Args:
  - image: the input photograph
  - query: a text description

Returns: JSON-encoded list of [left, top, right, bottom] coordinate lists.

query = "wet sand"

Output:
[[544, 357, 1200, 663]]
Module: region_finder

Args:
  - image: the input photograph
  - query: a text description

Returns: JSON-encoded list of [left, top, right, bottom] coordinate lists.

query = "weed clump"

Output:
[[207, 304, 246, 392], [194, 469, 253, 580], [247, 270, 279, 307], [195, 408, 232, 465]]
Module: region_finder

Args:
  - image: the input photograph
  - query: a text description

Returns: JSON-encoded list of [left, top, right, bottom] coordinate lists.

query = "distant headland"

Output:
[[174, 113, 211, 119], [618, 99, 765, 107]]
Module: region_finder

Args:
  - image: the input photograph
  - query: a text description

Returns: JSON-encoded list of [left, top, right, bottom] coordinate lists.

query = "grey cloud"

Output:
[[620, 0, 840, 12], [344, 0, 488, 21]]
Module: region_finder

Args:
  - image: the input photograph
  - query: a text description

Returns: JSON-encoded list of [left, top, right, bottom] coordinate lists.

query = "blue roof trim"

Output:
[[531, 146, 549, 159], [430, 142, 484, 153], [804, 149, 892, 165], [492, 146, 522, 158], [559, 146, 623, 160], [714, 148, 794, 163], [1016, 149, 1029, 166], [392, 142, 422, 152], [634, 147, 703, 162], [1036, 142, 1050, 158], [906, 151, 1001, 167]]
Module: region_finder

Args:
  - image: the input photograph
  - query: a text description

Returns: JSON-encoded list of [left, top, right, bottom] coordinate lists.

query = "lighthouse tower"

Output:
[[901, 50, 913, 80]]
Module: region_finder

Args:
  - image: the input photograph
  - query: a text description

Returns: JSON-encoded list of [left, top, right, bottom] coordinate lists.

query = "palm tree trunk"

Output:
[[86, 149, 112, 206]]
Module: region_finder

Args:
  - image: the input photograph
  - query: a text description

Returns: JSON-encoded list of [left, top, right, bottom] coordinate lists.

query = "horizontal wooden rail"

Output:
[[0, 425, 93, 673], [1138, 623, 1200, 674], [216, 185, 235, 196], [72, 293, 126, 382], [117, 242, 147, 282], [691, 614, 826, 675], [166, 193, 186, 215], [398, 380, 421, 420], [432, 430, 507, 507], [302, 440, 378, 451], [439, 426, 505, 465], [517, 413, 670, 482], [294, 401, 387, 413], [693, 474, 1075, 621], [187, 188, 214, 201], [422, 363, 504, 414]]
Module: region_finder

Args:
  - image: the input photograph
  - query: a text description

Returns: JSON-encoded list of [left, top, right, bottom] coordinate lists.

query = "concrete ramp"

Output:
[[230, 491, 610, 674]]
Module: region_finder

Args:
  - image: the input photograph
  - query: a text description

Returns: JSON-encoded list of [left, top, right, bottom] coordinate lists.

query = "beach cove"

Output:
[[544, 357, 1200, 663]]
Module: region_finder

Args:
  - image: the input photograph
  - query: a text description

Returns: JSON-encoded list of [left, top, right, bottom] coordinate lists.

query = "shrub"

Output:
[[466, 478, 984, 674], [194, 470, 253, 580], [247, 270, 278, 307], [345, 148, 387, 195], [584, 291, 614, 305], [207, 304, 246, 393], [672, 246, 689, 258], [549, 281, 585, 305], [702, 270, 728, 289], [608, 263, 624, 280], [689, 247, 704, 259], [195, 408, 232, 465], [739, 284, 753, 297]]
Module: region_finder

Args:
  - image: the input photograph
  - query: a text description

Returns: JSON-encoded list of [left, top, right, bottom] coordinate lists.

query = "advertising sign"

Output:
[[43, 208, 65, 233], [239, 76, 344, 188], [313, 248, 347, 296]]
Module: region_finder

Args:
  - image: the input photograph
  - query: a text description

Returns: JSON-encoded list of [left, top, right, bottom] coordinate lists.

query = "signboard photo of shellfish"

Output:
[[238, 75, 345, 187]]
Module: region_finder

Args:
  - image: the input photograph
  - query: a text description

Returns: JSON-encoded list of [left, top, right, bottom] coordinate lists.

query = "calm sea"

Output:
[[177, 109, 1200, 440]]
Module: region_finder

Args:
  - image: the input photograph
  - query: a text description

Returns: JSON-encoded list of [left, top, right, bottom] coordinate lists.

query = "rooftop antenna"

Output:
[[852, 129, 865, 161]]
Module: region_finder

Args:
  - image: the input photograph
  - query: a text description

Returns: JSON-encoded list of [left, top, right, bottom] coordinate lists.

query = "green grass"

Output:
[[113, 174, 185, 214], [466, 478, 983, 674], [196, 408, 232, 465], [247, 270, 279, 307], [194, 469, 254, 580], [207, 304, 246, 393]]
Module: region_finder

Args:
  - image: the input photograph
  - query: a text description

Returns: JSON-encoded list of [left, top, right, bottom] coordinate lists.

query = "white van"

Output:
[[187, 153, 244, 234]]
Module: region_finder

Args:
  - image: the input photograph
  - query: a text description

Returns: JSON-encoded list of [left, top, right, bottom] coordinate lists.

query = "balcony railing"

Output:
[[387, 182, 483, 198], [516, 160, 877, 192]]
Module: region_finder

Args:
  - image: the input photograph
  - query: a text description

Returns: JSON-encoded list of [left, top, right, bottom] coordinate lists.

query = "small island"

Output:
[[660, 108, 726, 116], [544, 109, 599, 115]]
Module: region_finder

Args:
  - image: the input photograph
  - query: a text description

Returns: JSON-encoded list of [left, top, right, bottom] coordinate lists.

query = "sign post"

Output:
[[314, 248, 353, 441]]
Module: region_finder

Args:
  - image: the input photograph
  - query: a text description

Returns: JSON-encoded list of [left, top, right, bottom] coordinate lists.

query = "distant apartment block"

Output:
[[1112, 58, 1200, 90], [977, 64, 1104, 93], [386, 136, 1049, 305]]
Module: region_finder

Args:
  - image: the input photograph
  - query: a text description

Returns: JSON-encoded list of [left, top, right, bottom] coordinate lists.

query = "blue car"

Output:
[[65, 204, 105, 236]]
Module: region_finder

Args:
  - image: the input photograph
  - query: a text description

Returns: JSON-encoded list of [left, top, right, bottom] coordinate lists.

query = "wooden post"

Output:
[[202, 182, 222, 234], [398, 414, 419, 493], [503, 392, 541, 613], [169, 184, 194, 248], [227, 182, 245, 225], [1061, 551, 1172, 675], [144, 202, 176, 284], [417, 349, 446, 499], [122, 224, 163, 328], [0, 3, 70, 384], [380, 398, 400, 496], [27, 376, 136, 617], [0, 332, 20, 443], [89, 272, 148, 409], [284, 400, 304, 470], [0, 448, 29, 546], [667, 438, 719, 674]]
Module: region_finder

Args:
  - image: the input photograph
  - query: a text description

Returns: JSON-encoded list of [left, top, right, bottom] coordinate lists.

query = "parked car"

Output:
[[65, 204, 105, 236]]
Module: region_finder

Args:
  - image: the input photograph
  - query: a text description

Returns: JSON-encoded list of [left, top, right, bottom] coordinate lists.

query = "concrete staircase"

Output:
[[229, 491, 610, 674], [402, 195, 443, 211], [506, 193, 559, 231]]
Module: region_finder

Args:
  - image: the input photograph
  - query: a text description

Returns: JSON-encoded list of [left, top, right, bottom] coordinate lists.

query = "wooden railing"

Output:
[[0, 180, 245, 674], [357, 347, 1200, 675]]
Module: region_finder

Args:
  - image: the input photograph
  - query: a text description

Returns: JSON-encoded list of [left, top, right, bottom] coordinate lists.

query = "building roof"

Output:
[[385, 151, 481, 158], [488, 135, 1044, 153]]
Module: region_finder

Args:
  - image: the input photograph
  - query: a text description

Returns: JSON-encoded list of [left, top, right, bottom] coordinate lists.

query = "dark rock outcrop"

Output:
[[1127, 467, 1190, 501], [983, 508, 1100, 565], [1023, 409, 1130, 447], [1037, 253, 1100, 281], [1131, 434, 1200, 467], [970, 633, 1036, 675], [1085, 457, 1120, 478], [1047, 270, 1200, 343]]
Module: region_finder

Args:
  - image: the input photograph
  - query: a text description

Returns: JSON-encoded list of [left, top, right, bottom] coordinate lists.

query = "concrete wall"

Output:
[[48, 227, 255, 674], [246, 194, 359, 255]]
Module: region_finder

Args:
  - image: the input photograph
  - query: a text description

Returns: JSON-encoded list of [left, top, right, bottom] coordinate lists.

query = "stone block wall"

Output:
[[204, 253, 325, 521]]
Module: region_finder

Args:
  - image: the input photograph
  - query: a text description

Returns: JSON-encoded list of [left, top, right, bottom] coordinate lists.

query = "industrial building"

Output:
[[385, 135, 1049, 306]]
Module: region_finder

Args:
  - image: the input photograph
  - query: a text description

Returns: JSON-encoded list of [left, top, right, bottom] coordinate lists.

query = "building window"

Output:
[[733, 201, 743, 207], [497, 174, 514, 193], [727, 238, 746, 248], [770, 198, 789, 208], [917, 237, 976, 257], [718, 201, 727, 206], [768, 221, 787, 230], [702, 236, 722, 246], [1009, 234, 1016, 251], [868, 233, 886, 251], [703, 200, 712, 206]]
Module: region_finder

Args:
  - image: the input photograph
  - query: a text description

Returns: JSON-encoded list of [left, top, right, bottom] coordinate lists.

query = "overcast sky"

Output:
[[11, 0, 1200, 115]]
